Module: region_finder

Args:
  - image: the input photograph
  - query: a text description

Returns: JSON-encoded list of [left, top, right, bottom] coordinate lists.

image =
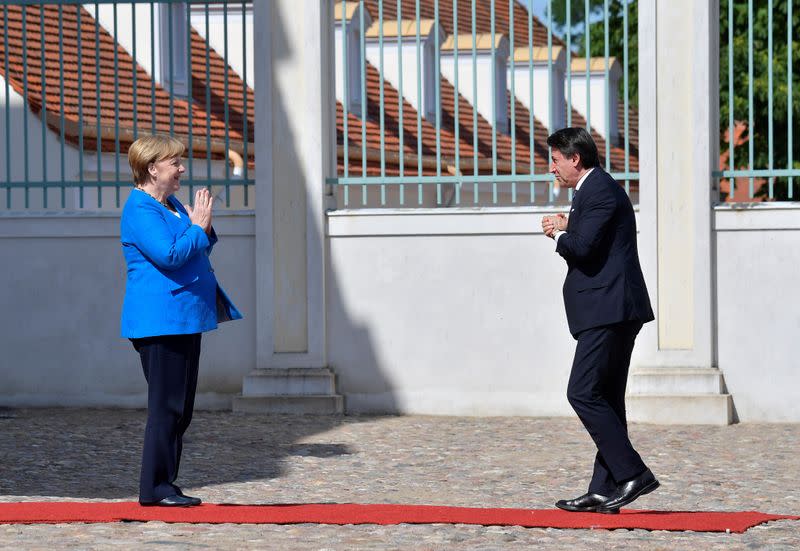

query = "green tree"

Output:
[[719, 0, 800, 200], [546, 0, 800, 200], [547, 0, 638, 105]]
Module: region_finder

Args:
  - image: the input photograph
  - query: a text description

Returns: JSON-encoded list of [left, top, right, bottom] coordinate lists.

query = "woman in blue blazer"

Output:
[[121, 135, 241, 507]]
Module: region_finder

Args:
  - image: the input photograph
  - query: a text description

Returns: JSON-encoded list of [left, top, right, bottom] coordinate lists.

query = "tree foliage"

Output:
[[546, 0, 800, 199], [719, 0, 800, 199]]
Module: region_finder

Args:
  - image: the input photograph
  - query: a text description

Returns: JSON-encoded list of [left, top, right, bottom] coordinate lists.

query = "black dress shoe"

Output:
[[140, 495, 202, 507], [596, 469, 659, 514], [555, 493, 610, 512]]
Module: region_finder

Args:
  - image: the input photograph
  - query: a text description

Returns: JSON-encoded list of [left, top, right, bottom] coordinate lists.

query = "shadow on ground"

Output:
[[0, 408, 379, 500]]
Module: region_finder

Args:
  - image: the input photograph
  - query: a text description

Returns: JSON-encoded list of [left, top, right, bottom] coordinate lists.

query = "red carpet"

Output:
[[0, 502, 797, 532]]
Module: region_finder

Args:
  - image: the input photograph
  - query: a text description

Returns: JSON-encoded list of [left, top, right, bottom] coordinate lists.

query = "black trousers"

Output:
[[131, 333, 201, 503], [567, 321, 647, 496]]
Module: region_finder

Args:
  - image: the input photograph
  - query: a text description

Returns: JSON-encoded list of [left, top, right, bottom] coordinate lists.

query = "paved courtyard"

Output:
[[0, 408, 797, 549]]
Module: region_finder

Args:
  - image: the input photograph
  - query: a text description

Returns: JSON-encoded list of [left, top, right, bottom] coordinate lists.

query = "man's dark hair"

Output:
[[546, 127, 600, 169]]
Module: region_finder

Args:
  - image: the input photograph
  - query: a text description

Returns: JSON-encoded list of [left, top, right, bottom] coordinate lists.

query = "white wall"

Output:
[[0, 212, 256, 409], [714, 205, 800, 422], [326, 208, 613, 416], [1, 205, 798, 422]]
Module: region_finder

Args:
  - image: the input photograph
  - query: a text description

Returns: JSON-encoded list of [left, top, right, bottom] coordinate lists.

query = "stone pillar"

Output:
[[235, 0, 342, 413], [630, 0, 732, 424]]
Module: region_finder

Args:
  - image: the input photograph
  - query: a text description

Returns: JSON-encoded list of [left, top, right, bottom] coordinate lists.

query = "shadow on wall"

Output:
[[262, 1, 397, 415]]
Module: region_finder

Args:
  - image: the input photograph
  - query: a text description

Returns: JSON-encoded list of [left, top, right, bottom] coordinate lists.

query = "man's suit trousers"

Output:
[[131, 333, 201, 503], [567, 321, 647, 495]]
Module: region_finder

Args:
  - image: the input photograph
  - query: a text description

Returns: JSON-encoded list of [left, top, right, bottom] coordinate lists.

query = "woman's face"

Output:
[[149, 156, 185, 194]]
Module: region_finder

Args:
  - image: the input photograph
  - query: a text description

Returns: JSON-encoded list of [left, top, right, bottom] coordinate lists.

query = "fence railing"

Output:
[[714, 0, 799, 202], [0, 0, 254, 210], [328, 0, 639, 208]]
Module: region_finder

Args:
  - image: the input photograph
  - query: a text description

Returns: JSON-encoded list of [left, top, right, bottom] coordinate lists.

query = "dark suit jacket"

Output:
[[556, 168, 654, 337]]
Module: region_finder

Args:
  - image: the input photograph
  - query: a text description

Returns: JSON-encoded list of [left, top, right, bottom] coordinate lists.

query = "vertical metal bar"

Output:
[[547, 0, 553, 202], [132, 1, 138, 142], [528, 0, 535, 203], [397, 0, 404, 205], [205, 3, 211, 186], [748, 0, 754, 197], [584, 0, 590, 135], [187, 1, 194, 201], [77, 4, 85, 208], [168, 3, 175, 136], [453, 0, 460, 206], [726, 0, 734, 200], [472, 0, 478, 204], [22, 4, 30, 208], [223, 1, 230, 206], [566, 0, 571, 127], [150, 1, 156, 134], [509, 0, 516, 204], [767, 0, 774, 198], [3, 3, 11, 208], [623, 0, 630, 196], [416, 0, 423, 205], [242, 0, 249, 206], [39, 1, 48, 208], [490, 0, 497, 204], [58, 3, 66, 208], [342, 0, 350, 207], [603, 0, 610, 171], [359, 0, 367, 205], [379, 0, 386, 205], [114, 2, 120, 207], [94, 1, 101, 208], [435, 0, 442, 205], [789, 0, 794, 198]]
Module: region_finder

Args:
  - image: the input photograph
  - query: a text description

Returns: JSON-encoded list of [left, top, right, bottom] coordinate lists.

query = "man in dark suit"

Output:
[[542, 127, 658, 514]]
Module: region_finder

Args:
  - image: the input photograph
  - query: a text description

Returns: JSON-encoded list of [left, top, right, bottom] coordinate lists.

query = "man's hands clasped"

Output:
[[542, 213, 568, 238], [186, 188, 214, 235]]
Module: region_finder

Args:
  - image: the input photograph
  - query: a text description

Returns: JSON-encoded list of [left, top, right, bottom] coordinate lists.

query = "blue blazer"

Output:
[[120, 189, 242, 338], [556, 168, 654, 337]]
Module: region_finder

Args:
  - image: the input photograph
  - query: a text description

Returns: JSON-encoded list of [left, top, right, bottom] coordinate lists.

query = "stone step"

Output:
[[627, 367, 726, 395], [233, 395, 344, 415], [626, 394, 733, 425], [241, 367, 337, 396]]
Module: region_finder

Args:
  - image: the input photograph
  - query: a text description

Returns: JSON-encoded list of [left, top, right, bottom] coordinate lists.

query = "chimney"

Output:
[[440, 33, 511, 134], [335, 2, 372, 114], [363, 18, 444, 123], [508, 46, 566, 133], [568, 57, 622, 143]]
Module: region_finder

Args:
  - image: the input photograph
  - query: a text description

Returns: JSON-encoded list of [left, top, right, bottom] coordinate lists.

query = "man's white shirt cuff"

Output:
[[554, 230, 566, 245]]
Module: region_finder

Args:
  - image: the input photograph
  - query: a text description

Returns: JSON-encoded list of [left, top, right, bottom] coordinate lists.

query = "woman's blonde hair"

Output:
[[128, 135, 186, 186]]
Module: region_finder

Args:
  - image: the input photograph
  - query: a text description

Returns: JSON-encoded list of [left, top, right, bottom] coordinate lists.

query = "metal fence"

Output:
[[714, 0, 799, 202], [329, 0, 639, 208], [0, 0, 254, 210]]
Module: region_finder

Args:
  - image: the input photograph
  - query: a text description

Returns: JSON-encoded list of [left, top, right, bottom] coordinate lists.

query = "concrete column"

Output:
[[632, 0, 731, 423], [253, 0, 335, 369]]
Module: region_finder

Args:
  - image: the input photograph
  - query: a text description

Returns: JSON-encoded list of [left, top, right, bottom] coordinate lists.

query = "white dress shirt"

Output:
[[553, 168, 594, 244]]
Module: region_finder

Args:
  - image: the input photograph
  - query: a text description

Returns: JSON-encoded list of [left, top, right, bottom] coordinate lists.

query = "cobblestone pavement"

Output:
[[0, 408, 798, 550]]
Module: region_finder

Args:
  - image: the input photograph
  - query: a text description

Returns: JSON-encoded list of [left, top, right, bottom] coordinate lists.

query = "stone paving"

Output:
[[0, 408, 798, 549]]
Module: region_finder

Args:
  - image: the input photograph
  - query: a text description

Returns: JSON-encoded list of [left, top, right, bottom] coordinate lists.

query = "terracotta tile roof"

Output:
[[337, 60, 550, 178], [340, 1, 637, 186], [0, 4, 253, 164], [1, 2, 637, 193]]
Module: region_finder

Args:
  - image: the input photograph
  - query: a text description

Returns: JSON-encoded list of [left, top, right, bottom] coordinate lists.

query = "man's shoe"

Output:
[[140, 495, 201, 507], [596, 469, 659, 514], [555, 493, 610, 512]]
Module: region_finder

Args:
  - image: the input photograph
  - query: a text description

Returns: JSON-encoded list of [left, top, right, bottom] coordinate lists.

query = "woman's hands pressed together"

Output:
[[186, 188, 213, 234]]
